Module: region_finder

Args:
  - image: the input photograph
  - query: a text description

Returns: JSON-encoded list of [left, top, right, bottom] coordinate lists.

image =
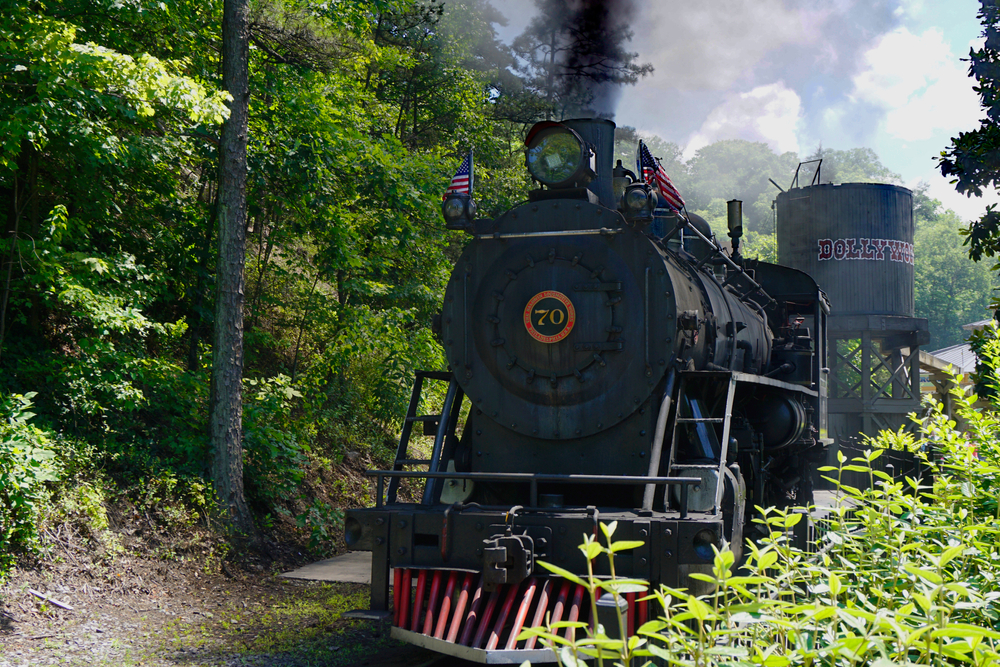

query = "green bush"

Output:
[[522, 384, 1000, 666], [0, 392, 60, 577], [968, 319, 1000, 400], [243, 374, 310, 507]]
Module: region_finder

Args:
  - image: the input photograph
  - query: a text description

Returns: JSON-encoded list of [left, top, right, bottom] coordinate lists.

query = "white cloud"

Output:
[[914, 171, 1000, 224], [684, 83, 803, 158], [851, 27, 980, 141], [631, 0, 818, 91]]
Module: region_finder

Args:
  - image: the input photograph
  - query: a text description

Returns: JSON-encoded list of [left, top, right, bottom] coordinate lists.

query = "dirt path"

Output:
[[0, 555, 399, 667]]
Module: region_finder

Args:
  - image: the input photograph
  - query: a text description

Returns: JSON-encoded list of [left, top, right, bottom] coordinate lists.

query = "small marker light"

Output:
[[621, 182, 657, 222], [442, 192, 477, 230], [693, 529, 718, 561]]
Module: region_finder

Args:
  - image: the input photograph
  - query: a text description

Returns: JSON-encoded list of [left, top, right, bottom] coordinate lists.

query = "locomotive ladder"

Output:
[[664, 373, 738, 514], [386, 371, 465, 505]]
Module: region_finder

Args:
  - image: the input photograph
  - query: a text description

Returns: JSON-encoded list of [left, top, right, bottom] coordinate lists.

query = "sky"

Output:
[[489, 0, 993, 222]]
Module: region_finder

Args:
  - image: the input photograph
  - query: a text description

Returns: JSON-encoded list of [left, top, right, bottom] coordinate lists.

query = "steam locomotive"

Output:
[[344, 118, 831, 663]]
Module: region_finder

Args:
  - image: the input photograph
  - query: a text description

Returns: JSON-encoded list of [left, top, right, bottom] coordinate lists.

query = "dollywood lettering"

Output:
[[817, 238, 914, 265]]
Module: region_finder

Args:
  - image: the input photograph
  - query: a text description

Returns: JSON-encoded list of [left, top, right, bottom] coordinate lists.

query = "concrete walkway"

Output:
[[280, 551, 375, 584]]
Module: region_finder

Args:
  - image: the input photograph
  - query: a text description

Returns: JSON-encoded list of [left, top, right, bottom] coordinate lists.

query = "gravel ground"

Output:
[[0, 462, 463, 666], [0, 554, 399, 667]]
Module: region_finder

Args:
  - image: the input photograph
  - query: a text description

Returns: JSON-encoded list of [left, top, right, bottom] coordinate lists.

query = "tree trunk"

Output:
[[212, 0, 255, 538]]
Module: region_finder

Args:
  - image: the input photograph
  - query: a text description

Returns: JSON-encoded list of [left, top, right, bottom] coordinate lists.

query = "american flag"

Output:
[[444, 151, 473, 199], [638, 141, 685, 212]]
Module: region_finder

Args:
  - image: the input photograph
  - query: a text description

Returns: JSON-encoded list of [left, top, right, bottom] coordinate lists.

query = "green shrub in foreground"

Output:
[[521, 386, 1000, 666], [0, 392, 60, 577]]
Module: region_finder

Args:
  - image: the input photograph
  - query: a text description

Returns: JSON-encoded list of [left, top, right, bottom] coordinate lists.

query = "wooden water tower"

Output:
[[776, 183, 929, 450]]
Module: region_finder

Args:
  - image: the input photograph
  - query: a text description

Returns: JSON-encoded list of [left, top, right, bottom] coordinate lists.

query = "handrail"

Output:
[[367, 470, 702, 518]]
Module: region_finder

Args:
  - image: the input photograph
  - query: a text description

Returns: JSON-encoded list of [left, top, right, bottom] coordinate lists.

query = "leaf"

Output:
[[598, 579, 648, 594], [809, 606, 837, 621], [903, 564, 943, 584], [636, 620, 667, 634], [536, 561, 588, 587], [686, 595, 713, 621], [647, 644, 672, 660], [714, 548, 735, 571], [939, 544, 964, 567], [706, 646, 750, 657], [599, 520, 617, 541], [559, 646, 587, 667], [581, 540, 602, 561], [932, 624, 1000, 640], [609, 540, 645, 553], [727, 575, 772, 586], [829, 571, 842, 597], [757, 550, 779, 570], [626, 635, 645, 651]]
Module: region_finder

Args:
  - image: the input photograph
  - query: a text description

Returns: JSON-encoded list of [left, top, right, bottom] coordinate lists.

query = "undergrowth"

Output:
[[523, 379, 1000, 666], [150, 582, 390, 667]]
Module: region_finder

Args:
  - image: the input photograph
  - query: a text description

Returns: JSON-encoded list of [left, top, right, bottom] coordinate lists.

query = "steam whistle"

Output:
[[727, 199, 743, 259]]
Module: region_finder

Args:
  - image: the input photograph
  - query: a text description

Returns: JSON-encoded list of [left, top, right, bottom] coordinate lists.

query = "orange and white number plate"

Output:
[[524, 291, 576, 343]]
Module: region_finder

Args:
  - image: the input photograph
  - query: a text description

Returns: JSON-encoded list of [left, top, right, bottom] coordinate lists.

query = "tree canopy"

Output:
[[939, 0, 1000, 262]]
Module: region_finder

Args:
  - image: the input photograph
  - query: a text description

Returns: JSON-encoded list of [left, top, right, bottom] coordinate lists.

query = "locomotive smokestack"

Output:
[[563, 117, 616, 206]]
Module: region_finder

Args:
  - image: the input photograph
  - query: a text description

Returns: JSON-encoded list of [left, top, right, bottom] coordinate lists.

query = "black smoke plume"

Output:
[[512, 0, 653, 119]]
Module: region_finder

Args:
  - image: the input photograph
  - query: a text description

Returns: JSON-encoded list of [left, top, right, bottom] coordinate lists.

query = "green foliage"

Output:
[[685, 140, 799, 233], [801, 145, 902, 186], [0, 6, 230, 174], [50, 477, 125, 558], [0, 393, 60, 576], [243, 374, 309, 506], [939, 1, 1000, 262], [740, 231, 777, 262], [0, 0, 480, 552], [524, 383, 1000, 666], [914, 187, 995, 348], [968, 319, 1000, 399], [294, 498, 345, 553]]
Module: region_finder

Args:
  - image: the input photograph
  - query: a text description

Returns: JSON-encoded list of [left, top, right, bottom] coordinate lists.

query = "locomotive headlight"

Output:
[[621, 182, 657, 222], [524, 122, 595, 188], [625, 187, 649, 211], [442, 192, 477, 231]]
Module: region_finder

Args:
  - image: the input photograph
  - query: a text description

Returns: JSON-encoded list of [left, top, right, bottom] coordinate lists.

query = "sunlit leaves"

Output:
[[0, 9, 229, 175], [938, 2, 1000, 262], [0, 393, 61, 576], [524, 383, 1000, 666]]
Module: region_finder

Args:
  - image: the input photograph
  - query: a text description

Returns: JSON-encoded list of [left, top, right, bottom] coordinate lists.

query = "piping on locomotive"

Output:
[[344, 118, 831, 663]]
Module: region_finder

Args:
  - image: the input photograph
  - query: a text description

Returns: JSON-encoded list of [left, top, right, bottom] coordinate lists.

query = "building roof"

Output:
[[962, 319, 994, 331], [927, 343, 979, 375]]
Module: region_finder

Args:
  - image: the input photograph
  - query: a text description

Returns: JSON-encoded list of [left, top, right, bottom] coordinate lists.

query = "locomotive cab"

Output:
[[344, 118, 830, 663]]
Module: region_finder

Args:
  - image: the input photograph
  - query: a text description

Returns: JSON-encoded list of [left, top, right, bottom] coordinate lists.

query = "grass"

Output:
[[144, 581, 399, 667]]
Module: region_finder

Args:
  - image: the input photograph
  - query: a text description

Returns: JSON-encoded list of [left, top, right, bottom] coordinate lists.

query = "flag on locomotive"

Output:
[[444, 151, 473, 199], [638, 141, 685, 212]]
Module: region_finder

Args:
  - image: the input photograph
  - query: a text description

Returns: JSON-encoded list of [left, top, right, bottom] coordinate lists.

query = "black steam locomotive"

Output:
[[344, 118, 830, 663]]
